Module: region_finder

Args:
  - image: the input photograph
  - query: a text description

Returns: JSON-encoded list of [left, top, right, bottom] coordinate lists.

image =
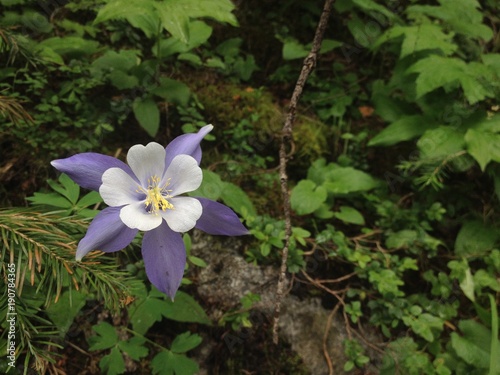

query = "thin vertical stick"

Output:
[[273, 0, 336, 344]]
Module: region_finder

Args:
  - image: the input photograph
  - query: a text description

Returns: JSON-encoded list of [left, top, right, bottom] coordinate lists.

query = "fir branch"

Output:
[[273, 0, 335, 344], [0, 208, 129, 309]]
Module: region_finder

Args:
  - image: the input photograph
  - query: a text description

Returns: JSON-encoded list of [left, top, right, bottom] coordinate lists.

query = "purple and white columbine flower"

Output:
[[51, 125, 248, 299]]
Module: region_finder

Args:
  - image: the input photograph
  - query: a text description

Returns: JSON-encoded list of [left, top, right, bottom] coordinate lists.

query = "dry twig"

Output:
[[272, 0, 336, 344]]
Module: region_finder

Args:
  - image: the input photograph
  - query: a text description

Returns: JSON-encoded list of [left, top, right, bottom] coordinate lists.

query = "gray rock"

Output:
[[192, 232, 381, 374]]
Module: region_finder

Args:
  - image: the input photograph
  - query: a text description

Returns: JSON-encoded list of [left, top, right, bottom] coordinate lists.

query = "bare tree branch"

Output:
[[273, 0, 336, 344]]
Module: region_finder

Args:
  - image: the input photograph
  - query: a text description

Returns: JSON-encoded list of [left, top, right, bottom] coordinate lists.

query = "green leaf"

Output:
[[76, 191, 102, 209], [282, 39, 309, 60], [333, 206, 365, 225], [406, 56, 494, 104], [368, 115, 436, 147], [133, 97, 160, 137], [352, 0, 399, 22], [374, 24, 456, 58], [408, 0, 493, 41], [45, 289, 86, 335], [454, 220, 499, 256], [154, 20, 213, 58], [170, 332, 203, 354], [26, 192, 73, 208], [152, 77, 191, 107], [48, 173, 80, 204], [94, 0, 154, 24], [323, 168, 379, 194], [36, 36, 99, 57], [459, 267, 475, 302], [404, 313, 443, 342], [417, 126, 465, 159], [99, 346, 125, 375], [385, 229, 418, 249], [290, 180, 327, 215], [88, 322, 118, 351], [155, 0, 236, 44], [151, 351, 199, 375], [163, 291, 211, 325], [188, 169, 224, 200], [465, 128, 500, 171], [118, 337, 149, 361], [451, 319, 500, 368], [128, 285, 171, 335], [188, 255, 207, 268], [220, 182, 257, 217]]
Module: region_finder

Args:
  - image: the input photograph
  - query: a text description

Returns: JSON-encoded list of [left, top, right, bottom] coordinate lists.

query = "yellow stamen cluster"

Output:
[[139, 175, 174, 215]]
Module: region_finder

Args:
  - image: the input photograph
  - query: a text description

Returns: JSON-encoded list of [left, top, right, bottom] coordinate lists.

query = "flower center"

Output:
[[140, 175, 174, 215]]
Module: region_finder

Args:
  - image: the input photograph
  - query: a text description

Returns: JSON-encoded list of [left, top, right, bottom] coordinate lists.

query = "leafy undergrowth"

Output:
[[1, 0, 500, 374]]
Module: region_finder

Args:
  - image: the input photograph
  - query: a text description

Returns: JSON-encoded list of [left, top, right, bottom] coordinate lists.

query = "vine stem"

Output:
[[272, 0, 336, 344]]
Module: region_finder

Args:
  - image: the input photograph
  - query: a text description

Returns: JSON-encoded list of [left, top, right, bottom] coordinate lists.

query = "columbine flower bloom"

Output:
[[51, 125, 248, 298]]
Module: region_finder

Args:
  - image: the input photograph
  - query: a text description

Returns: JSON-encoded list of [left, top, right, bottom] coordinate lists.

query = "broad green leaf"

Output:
[[152, 78, 191, 107], [417, 126, 465, 159], [45, 289, 86, 335], [469, 112, 500, 133], [352, 0, 399, 22], [170, 332, 203, 354], [408, 0, 493, 41], [473, 269, 500, 292], [94, 0, 155, 25], [282, 39, 309, 60], [99, 347, 125, 375], [323, 168, 379, 194], [220, 182, 257, 217], [126, 11, 160, 38], [374, 25, 456, 58], [188, 169, 224, 200], [290, 180, 327, 215], [455, 220, 499, 256], [37, 36, 99, 57], [333, 206, 365, 225], [151, 351, 199, 375], [179, 0, 238, 27], [154, 1, 190, 43], [406, 56, 494, 104], [163, 291, 211, 325], [464, 128, 500, 171], [108, 70, 140, 90], [88, 322, 118, 351], [368, 115, 436, 147], [451, 319, 500, 368], [133, 97, 160, 137], [154, 21, 213, 58], [90, 50, 139, 77]]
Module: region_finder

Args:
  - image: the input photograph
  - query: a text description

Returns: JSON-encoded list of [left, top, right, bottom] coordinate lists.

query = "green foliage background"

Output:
[[1, 0, 499, 374]]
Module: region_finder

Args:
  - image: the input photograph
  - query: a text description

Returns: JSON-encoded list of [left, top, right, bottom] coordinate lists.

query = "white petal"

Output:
[[161, 197, 202, 232], [120, 202, 163, 231], [163, 154, 202, 196], [100, 168, 142, 207], [127, 142, 166, 186]]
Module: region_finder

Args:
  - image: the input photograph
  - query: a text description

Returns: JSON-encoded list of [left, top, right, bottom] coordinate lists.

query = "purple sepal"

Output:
[[195, 197, 249, 236], [164, 125, 213, 167], [142, 221, 186, 300], [76, 206, 138, 260], [51, 153, 136, 191]]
